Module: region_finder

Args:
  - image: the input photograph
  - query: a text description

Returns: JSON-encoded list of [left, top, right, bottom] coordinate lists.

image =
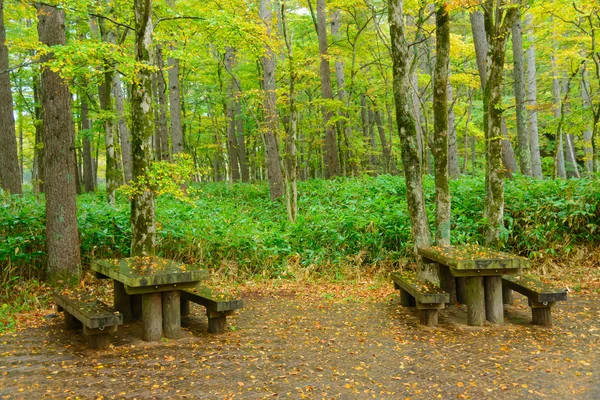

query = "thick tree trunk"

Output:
[[0, 1, 21, 195], [511, 11, 532, 175], [113, 72, 133, 182], [433, 4, 451, 246], [81, 95, 95, 192], [483, 4, 519, 245], [470, 10, 488, 90], [525, 16, 543, 178], [36, 3, 81, 283], [388, 0, 432, 275], [315, 0, 340, 178], [501, 117, 519, 175], [131, 0, 156, 256], [260, 0, 284, 199]]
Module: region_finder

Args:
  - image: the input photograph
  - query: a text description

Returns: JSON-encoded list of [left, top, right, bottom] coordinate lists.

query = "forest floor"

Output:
[[0, 279, 599, 399]]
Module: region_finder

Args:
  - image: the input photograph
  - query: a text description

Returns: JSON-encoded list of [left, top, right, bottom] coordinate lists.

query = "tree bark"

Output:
[[433, 4, 451, 246], [551, 50, 566, 179], [511, 11, 532, 175], [582, 65, 594, 174], [81, 94, 95, 192], [113, 71, 133, 183], [388, 0, 431, 274], [525, 15, 543, 178], [224, 47, 240, 182], [36, 3, 81, 283], [236, 100, 249, 182], [155, 46, 170, 162], [447, 81, 459, 179], [167, 0, 184, 155], [260, 0, 284, 199], [0, 1, 21, 195], [131, 0, 156, 256], [315, 0, 340, 178]]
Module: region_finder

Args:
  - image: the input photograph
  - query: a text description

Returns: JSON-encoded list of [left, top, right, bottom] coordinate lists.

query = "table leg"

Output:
[[485, 276, 504, 324], [439, 265, 457, 305], [114, 281, 132, 323], [142, 292, 163, 341], [162, 291, 181, 339], [465, 277, 485, 326], [456, 277, 467, 304]]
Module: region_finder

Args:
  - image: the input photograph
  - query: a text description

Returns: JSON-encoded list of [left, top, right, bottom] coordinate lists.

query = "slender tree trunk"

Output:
[[374, 108, 392, 173], [551, 51, 566, 179], [0, 1, 21, 195], [156, 46, 170, 162], [81, 94, 95, 192], [368, 109, 378, 170], [447, 81, 459, 179], [511, 11, 532, 175], [224, 47, 240, 182], [36, 3, 81, 283], [113, 72, 133, 183], [433, 4, 451, 246], [525, 15, 543, 178], [388, 0, 432, 276], [582, 65, 594, 174], [236, 100, 249, 182], [501, 117, 518, 175], [315, 0, 340, 178], [166, 0, 183, 155], [98, 66, 118, 204], [33, 76, 44, 194], [462, 89, 473, 173], [260, 0, 284, 199], [131, 0, 156, 256]]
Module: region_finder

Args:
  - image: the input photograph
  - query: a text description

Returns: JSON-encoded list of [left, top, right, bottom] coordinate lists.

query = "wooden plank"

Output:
[[181, 287, 244, 313], [123, 281, 198, 295], [418, 245, 530, 271], [390, 272, 449, 305], [502, 275, 567, 303], [54, 293, 123, 330], [91, 257, 208, 288]]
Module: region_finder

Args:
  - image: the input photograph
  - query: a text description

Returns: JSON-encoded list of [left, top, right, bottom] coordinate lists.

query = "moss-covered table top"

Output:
[[417, 244, 530, 276], [91, 257, 208, 288]]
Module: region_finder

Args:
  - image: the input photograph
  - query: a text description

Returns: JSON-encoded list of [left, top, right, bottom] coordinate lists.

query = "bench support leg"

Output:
[[162, 291, 181, 339], [114, 281, 132, 323], [419, 309, 438, 326], [502, 286, 514, 305], [142, 292, 163, 341], [131, 295, 143, 321], [465, 277, 485, 326], [485, 276, 504, 324], [399, 288, 416, 307], [64, 312, 83, 330], [530, 301, 554, 326], [456, 278, 467, 304], [180, 298, 190, 317], [207, 311, 227, 334], [83, 325, 117, 350], [439, 265, 457, 305]]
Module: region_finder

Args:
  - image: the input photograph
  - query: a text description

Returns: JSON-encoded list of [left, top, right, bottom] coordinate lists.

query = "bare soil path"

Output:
[[1, 283, 598, 399]]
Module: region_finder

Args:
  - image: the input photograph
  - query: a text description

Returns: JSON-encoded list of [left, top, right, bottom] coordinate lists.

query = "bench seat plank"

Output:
[[391, 272, 449, 305], [501, 275, 567, 304], [55, 293, 123, 330], [181, 287, 244, 312]]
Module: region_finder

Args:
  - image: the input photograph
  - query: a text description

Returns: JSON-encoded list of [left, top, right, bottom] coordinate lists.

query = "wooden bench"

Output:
[[502, 275, 567, 326], [180, 287, 244, 333], [55, 292, 123, 349], [391, 272, 449, 326]]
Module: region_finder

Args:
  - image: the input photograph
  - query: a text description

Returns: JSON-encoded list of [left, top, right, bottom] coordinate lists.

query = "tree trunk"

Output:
[[98, 65, 118, 204], [167, 0, 183, 155], [236, 100, 249, 182], [131, 0, 156, 256], [81, 94, 95, 192], [156, 46, 170, 162], [581, 65, 594, 174], [525, 15, 543, 178], [433, 4, 450, 246], [511, 11, 532, 176], [482, 3, 519, 245], [260, 0, 284, 199], [501, 117, 518, 175], [0, 1, 21, 195], [551, 51, 566, 179], [315, 0, 340, 178], [224, 47, 240, 182], [36, 3, 81, 283], [447, 82, 459, 179], [388, 0, 432, 275], [33, 76, 44, 194], [374, 108, 392, 173], [113, 71, 133, 183]]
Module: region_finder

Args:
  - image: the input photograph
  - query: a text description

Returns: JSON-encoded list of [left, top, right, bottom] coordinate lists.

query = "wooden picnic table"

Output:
[[91, 257, 208, 341], [417, 245, 530, 326]]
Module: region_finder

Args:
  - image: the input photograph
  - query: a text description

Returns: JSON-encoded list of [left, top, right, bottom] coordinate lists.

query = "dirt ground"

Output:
[[1, 282, 599, 399]]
